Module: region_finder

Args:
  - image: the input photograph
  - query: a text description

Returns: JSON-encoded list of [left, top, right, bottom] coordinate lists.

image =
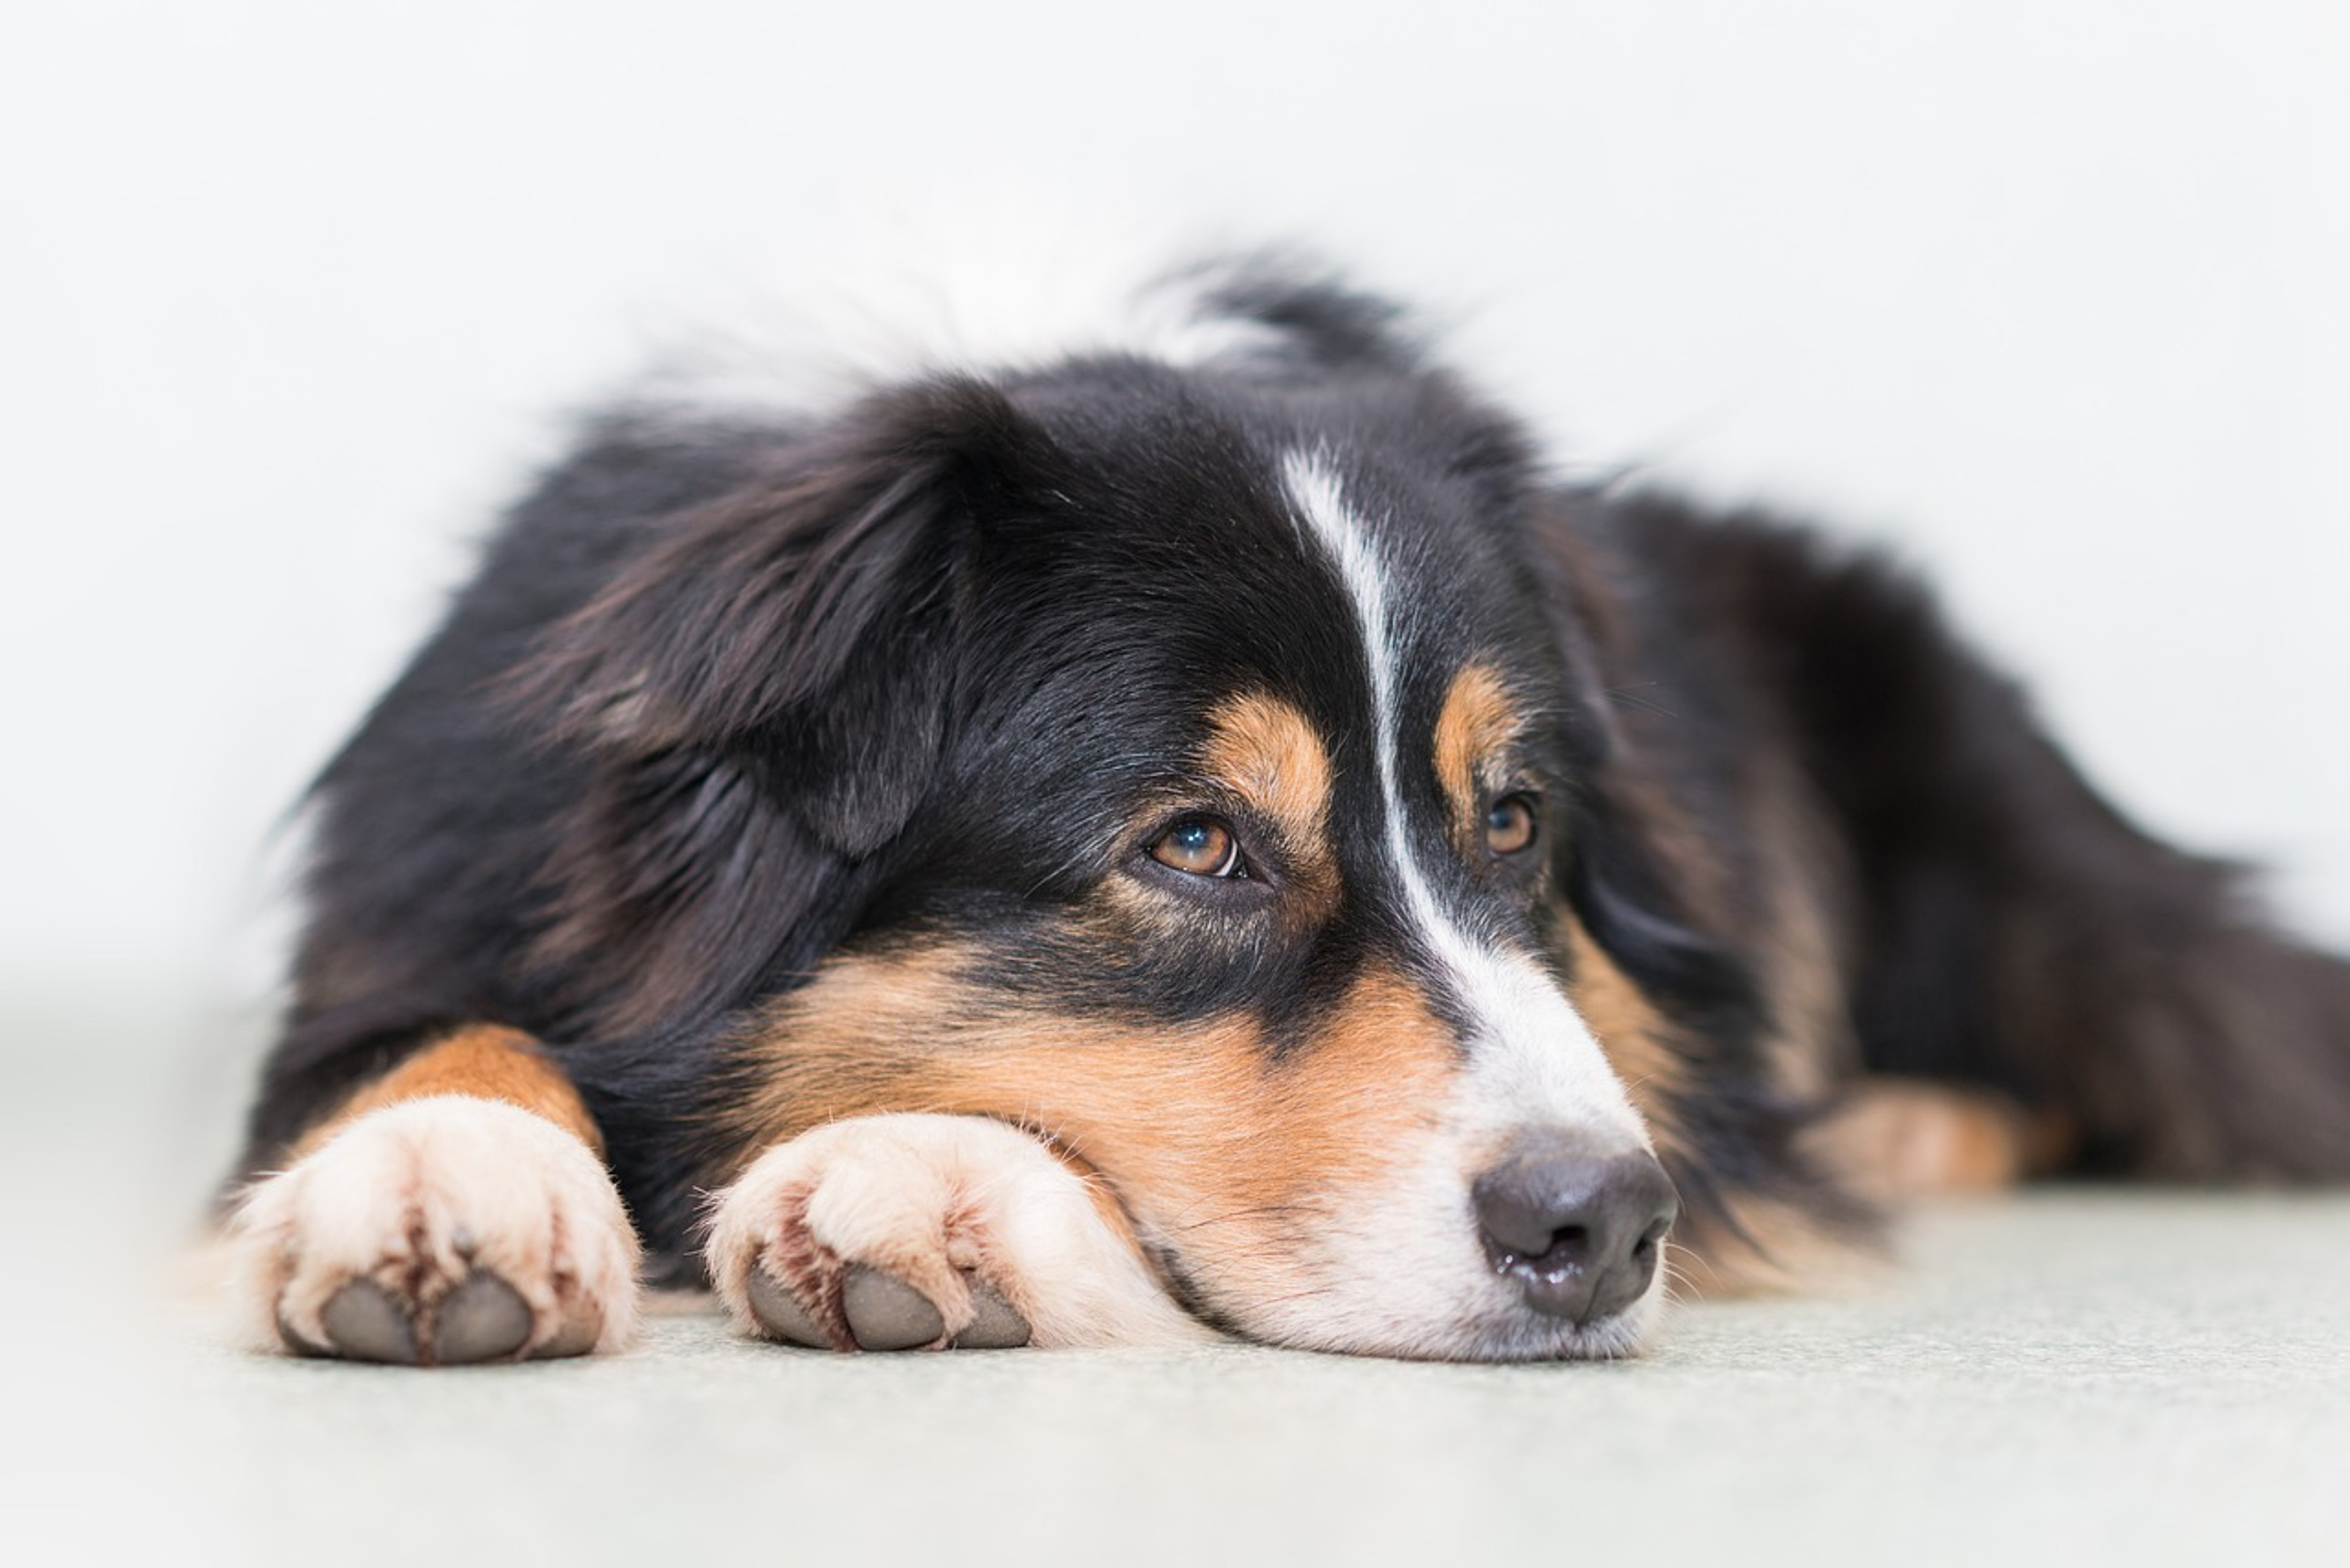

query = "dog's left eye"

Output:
[[1485, 794, 1539, 856], [1149, 817, 1245, 878]]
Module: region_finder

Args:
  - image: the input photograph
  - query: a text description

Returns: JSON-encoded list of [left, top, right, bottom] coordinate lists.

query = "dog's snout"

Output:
[[1472, 1133, 1679, 1324]]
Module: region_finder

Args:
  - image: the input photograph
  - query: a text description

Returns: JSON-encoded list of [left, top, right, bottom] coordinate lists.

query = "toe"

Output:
[[274, 1310, 335, 1359], [841, 1266, 945, 1351], [319, 1280, 420, 1365], [952, 1277, 1031, 1349], [745, 1267, 829, 1348], [433, 1272, 534, 1364]]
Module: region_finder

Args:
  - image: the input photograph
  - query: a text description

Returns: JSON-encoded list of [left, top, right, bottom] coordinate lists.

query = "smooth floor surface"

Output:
[[2, 1007, 2344, 1567], [9, 1197, 2345, 1567]]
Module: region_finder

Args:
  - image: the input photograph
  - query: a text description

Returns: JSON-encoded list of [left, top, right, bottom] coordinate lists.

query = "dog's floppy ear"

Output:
[[505, 379, 1051, 1037], [516, 378, 1045, 856], [1560, 786, 1762, 1031], [1521, 488, 1763, 1031]]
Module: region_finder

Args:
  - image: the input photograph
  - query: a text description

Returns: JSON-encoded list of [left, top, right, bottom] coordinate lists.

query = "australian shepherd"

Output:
[[226, 251, 2350, 1365]]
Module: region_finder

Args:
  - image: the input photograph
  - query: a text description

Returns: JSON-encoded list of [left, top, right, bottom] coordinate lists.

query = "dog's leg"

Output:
[[1636, 507, 2350, 1182], [226, 1026, 641, 1364], [704, 1113, 1209, 1351], [1810, 1078, 2072, 1202]]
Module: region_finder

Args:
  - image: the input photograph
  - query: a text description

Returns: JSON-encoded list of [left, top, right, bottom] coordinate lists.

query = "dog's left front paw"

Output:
[[703, 1113, 1207, 1351]]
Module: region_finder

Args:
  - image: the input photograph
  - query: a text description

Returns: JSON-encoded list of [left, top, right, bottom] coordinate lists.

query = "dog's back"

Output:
[[1575, 491, 2350, 1182]]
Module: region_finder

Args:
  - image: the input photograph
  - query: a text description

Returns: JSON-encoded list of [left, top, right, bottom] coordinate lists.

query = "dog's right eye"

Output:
[[1149, 817, 1244, 878]]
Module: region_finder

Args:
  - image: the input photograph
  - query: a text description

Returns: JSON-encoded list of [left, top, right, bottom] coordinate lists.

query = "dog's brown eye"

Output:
[[1485, 795, 1539, 856], [1150, 817, 1242, 878]]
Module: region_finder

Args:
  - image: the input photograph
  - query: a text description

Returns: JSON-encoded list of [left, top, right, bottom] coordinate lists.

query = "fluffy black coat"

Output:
[[243, 269, 2350, 1280]]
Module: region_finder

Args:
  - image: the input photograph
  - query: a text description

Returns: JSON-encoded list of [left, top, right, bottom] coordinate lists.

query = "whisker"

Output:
[[1605, 682, 1680, 721], [1171, 1203, 1308, 1233]]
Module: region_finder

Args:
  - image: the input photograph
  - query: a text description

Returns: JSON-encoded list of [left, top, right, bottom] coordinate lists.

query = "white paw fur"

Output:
[[229, 1096, 643, 1363], [704, 1113, 1207, 1350]]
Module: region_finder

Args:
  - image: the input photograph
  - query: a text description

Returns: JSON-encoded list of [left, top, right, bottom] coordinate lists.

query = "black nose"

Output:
[[1472, 1132, 1679, 1324]]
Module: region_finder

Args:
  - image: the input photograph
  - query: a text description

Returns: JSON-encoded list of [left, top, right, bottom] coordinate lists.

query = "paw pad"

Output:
[[745, 1263, 1031, 1352], [299, 1271, 541, 1366]]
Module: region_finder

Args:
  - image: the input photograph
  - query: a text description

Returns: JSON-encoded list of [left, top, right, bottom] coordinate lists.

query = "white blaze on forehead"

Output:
[[1279, 450, 1647, 1146]]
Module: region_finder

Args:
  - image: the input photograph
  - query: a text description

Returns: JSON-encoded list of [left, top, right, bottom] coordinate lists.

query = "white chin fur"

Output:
[[1220, 1257, 1669, 1363], [1159, 1126, 1671, 1363]]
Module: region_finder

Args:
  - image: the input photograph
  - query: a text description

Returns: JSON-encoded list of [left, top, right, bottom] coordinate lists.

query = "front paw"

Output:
[[703, 1113, 1205, 1351], [228, 1097, 643, 1365]]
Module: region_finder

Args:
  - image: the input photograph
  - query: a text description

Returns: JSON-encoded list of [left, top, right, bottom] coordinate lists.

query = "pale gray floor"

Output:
[[4, 1006, 2346, 1567]]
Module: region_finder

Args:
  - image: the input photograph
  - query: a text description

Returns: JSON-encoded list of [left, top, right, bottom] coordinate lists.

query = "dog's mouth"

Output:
[[1108, 1139, 1679, 1363], [1135, 1234, 1261, 1344], [1136, 1229, 1672, 1362]]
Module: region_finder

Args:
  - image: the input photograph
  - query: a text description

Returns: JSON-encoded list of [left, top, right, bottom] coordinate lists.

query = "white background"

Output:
[[6, 0, 2346, 1017]]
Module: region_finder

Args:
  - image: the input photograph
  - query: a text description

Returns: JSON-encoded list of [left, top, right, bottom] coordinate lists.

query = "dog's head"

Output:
[[521, 262, 1771, 1359]]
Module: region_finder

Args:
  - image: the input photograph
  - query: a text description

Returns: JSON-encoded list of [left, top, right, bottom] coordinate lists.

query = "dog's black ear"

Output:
[[1561, 786, 1764, 1031], [515, 378, 1047, 857], [1519, 487, 1761, 1029]]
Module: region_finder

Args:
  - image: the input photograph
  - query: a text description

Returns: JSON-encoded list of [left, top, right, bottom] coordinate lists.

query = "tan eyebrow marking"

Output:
[[1195, 690, 1338, 914], [1433, 663, 1523, 837], [1201, 691, 1333, 837]]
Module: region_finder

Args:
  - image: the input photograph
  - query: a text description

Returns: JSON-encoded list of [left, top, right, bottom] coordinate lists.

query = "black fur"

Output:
[[242, 259, 2350, 1288]]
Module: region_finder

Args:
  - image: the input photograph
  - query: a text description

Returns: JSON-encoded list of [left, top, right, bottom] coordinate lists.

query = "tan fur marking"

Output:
[[724, 944, 1457, 1315], [1557, 914, 1878, 1299], [1814, 1078, 2046, 1201], [1562, 918, 1690, 1121], [299, 1025, 605, 1159], [1432, 663, 1521, 840], [1665, 1197, 1886, 1301], [1660, 1078, 2057, 1301], [1198, 690, 1337, 913]]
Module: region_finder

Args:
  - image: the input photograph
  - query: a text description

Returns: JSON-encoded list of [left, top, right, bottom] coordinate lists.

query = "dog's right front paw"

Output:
[[703, 1113, 1207, 1352], [228, 1096, 643, 1365]]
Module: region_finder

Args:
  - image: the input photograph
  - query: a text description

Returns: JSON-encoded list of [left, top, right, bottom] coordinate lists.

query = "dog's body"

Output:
[[229, 255, 2350, 1365]]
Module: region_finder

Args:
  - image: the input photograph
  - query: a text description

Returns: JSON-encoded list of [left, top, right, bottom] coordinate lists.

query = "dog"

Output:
[[225, 250, 2350, 1365]]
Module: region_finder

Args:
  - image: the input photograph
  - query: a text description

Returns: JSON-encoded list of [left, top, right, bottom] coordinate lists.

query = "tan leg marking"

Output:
[[1814, 1078, 2062, 1201], [230, 1025, 640, 1365], [297, 1025, 605, 1157]]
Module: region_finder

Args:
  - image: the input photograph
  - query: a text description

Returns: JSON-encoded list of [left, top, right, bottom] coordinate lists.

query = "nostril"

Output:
[[1489, 1222, 1593, 1275], [1627, 1215, 1668, 1267]]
